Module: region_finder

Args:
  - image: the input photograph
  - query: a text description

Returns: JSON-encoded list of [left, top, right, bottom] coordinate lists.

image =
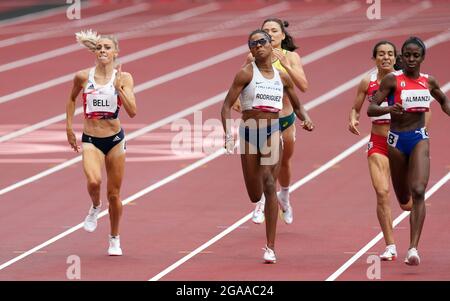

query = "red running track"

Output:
[[0, 0, 449, 281]]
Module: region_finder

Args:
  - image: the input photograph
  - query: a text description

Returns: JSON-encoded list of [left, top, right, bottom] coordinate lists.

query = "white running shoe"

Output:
[[108, 235, 123, 256], [404, 248, 420, 266], [380, 245, 397, 261], [277, 191, 293, 224], [252, 200, 265, 224], [262, 245, 276, 264], [83, 203, 102, 232]]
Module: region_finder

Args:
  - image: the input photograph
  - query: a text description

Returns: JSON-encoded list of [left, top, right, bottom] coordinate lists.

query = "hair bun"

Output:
[[283, 20, 289, 28]]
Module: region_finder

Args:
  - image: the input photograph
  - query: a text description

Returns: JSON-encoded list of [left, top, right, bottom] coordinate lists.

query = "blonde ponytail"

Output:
[[75, 29, 100, 52]]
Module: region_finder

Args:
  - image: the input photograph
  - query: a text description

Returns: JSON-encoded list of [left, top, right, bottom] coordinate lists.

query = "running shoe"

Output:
[[108, 235, 123, 256], [83, 203, 101, 232], [380, 244, 397, 261], [262, 245, 276, 264], [252, 200, 265, 224], [404, 248, 420, 266], [277, 191, 293, 224]]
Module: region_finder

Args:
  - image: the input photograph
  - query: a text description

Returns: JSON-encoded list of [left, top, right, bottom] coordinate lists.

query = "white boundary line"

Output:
[[0, 147, 225, 272], [0, 98, 368, 272], [301, 1, 432, 65], [0, 3, 151, 49], [5, 9, 446, 145], [325, 83, 450, 281], [326, 172, 450, 281], [3, 25, 448, 144], [0, 65, 381, 269], [0, 2, 289, 104], [1, 80, 448, 277], [0, 3, 221, 73], [0, 3, 361, 142], [0, 68, 373, 193], [0, 92, 226, 196], [148, 81, 450, 281], [0, 3, 443, 273], [0, 30, 448, 198], [0, 1, 99, 28], [148, 136, 371, 281]]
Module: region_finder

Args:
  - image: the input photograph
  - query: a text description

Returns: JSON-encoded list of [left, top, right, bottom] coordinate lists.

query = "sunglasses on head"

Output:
[[248, 38, 270, 48]]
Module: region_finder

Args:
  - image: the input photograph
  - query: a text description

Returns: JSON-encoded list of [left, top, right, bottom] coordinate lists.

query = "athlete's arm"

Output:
[[231, 54, 255, 113], [273, 50, 308, 92], [66, 70, 87, 152], [281, 72, 314, 131], [348, 75, 370, 135], [221, 66, 252, 136], [428, 76, 450, 116], [368, 73, 403, 117], [114, 65, 136, 118]]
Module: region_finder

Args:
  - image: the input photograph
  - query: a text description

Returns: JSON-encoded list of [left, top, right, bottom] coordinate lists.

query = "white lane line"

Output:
[[149, 77, 449, 280], [302, 1, 432, 64], [326, 172, 450, 281], [0, 147, 225, 272], [4, 3, 439, 143], [0, 62, 378, 269], [0, 1, 99, 28], [325, 83, 450, 281], [1, 3, 362, 142], [0, 40, 447, 197], [148, 136, 371, 281], [1, 79, 447, 276], [0, 0, 432, 107], [0, 3, 151, 49], [0, 92, 226, 196], [0, 112, 368, 273], [0, 108, 83, 143], [0, 3, 221, 73], [0, 2, 289, 104], [0, 66, 372, 192], [0, 45, 249, 143], [147, 77, 450, 282], [0, 22, 450, 143]]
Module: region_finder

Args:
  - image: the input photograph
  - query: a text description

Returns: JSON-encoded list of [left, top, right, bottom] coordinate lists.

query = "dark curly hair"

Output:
[[402, 36, 426, 56]]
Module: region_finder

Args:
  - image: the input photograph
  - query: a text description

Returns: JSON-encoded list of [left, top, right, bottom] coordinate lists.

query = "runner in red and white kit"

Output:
[[349, 41, 412, 261], [66, 29, 137, 256], [368, 36, 450, 265]]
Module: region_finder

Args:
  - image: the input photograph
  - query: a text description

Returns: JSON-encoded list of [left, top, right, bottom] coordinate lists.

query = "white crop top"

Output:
[[240, 62, 283, 113], [82, 67, 121, 119]]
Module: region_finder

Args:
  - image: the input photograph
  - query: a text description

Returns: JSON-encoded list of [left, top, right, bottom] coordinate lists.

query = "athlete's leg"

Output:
[[240, 153, 263, 203], [82, 143, 105, 207], [105, 140, 126, 237], [407, 139, 430, 249], [277, 124, 295, 187], [388, 146, 411, 208], [368, 153, 394, 246], [260, 131, 282, 250]]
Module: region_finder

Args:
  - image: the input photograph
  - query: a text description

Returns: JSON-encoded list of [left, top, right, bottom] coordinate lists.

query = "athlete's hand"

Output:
[[272, 48, 289, 67], [232, 99, 241, 113], [224, 133, 235, 154], [301, 119, 314, 131], [390, 103, 404, 115], [113, 64, 124, 90], [66, 129, 80, 152], [348, 118, 360, 135]]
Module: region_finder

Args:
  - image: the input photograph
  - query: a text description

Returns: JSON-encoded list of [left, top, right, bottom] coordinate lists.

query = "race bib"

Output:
[[252, 81, 283, 111], [401, 89, 431, 112], [86, 93, 117, 114], [387, 132, 399, 147]]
